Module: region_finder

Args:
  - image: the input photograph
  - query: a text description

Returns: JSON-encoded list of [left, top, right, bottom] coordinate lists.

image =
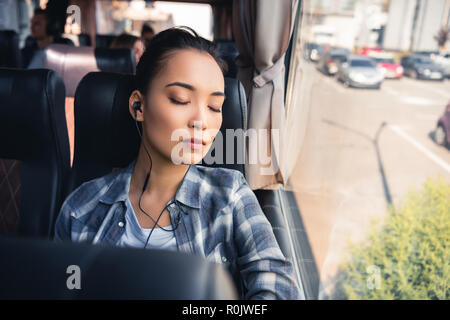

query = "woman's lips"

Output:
[[183, 138, 205, 150]]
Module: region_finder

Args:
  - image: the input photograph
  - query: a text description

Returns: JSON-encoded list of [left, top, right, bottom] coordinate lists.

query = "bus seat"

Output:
[[0, 69, 70, 238], [0, 234, 238, 299], [42, 44, 135, 97], [253, 190, 293, 261], [0, 30, 21, 68], [94, 47, 136, 74], [67, 72, 246, 196], [77, 33, 92, 46], [95, 34, 116, 48], [24, 35, 75, 48], [216, 40, 239, 78], [24, 35, 35, 48], [54, 37, 75, 46], [41, 44, 135, 166], [199, 77, 247, 176], [68, 72, 138, 193]]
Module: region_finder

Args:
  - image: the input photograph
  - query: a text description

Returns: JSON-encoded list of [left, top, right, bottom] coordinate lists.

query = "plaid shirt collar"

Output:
[[97, 160, 201, 209]]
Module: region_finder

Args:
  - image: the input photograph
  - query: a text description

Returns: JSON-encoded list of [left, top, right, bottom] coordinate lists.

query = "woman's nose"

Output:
[[188, 104, 208, 130]]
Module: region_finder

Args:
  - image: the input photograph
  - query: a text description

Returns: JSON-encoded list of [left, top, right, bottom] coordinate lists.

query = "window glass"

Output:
[[350, 59, 375, 67], [95, 0, 212, 40], [286, 0, 450, 300]]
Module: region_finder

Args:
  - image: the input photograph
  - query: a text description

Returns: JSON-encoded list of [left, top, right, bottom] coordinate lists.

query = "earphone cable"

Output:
[[134, 118, 181, 232]]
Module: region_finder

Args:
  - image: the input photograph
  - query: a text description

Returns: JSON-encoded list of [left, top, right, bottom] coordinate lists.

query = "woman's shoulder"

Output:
[[192, 165, 254, 207], [193, 165, 246, 190], [62, 167, 129, 217]]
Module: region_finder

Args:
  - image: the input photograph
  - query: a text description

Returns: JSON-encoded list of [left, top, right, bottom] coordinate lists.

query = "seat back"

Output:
[[216, 40, 239, 78], [0, 68, 70, 238], [199, 77, 247, 176], [0, 234, 238, 299], [78, 33, 92, 46], [0, 30, 21, 68], [68, 72, 247, 195], [95, 34, 116, 48], [69, 72, 139, 193], [42, 44, 135, 97], [39, 44, 135, 166]]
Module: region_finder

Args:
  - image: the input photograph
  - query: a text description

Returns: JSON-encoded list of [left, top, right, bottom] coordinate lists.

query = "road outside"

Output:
[[287, 61, 450, 298]]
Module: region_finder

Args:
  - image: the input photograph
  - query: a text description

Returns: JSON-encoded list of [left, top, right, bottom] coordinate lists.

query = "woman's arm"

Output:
[[53, 198, 73, 242], [232, 175, 302, 300]]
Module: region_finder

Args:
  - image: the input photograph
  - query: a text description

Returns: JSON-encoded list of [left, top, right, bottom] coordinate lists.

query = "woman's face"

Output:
[[135, 49, 225, 165]]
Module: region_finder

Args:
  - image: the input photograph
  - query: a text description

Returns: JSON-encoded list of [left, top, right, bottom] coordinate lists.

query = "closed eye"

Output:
[[209, 106, 221, 113], [169, 98, 190, 105]]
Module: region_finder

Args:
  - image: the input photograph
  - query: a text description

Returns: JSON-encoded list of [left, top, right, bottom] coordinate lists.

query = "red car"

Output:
[[356, 46, 382, 56], [369, 53, 404, 79], [436, 101, 450, 148]]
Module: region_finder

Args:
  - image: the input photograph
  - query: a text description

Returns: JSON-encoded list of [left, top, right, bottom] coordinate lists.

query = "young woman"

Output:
[[54, 27, 301, 300]]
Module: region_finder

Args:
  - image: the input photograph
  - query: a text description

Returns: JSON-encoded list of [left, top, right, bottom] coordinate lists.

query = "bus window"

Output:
[[95, 0, 213, 40], [286, 0, 450, 300]]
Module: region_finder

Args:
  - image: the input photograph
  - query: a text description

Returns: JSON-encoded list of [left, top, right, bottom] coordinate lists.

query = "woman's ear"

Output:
[[129, 90, 144, 121]]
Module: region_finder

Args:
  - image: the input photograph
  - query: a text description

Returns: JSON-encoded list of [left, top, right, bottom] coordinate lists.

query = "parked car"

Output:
[[435, 101, 450, 148], [400, 55, 445, 81], [413, 51, 440, 59], [303, 42, 325, 62], [432, 53, 450, 79], [370, 53, 403, 79], [356, 45, 382, 56], [316, 48, 350, 75], [337, 55, 384, 89]]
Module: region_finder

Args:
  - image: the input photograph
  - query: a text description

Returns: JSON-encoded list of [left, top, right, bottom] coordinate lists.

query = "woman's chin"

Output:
[[170, 151, 206, 165]]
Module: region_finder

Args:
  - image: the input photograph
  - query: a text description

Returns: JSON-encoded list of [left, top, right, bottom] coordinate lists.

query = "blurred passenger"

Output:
[[21, 8, 74, 68], [141, 24, 155, 48], [21, 9, 54, 68], [110, 33, 145, 64]]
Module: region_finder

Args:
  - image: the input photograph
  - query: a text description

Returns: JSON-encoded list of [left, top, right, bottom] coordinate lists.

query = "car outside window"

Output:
[[350, 60, 375, 68]]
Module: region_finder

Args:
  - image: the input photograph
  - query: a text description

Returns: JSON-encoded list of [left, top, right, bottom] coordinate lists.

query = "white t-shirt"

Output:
[[117, 197, 178, 250]]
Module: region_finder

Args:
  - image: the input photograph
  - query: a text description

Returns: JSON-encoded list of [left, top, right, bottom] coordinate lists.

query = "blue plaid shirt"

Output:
[[54, 160, 301, 300]]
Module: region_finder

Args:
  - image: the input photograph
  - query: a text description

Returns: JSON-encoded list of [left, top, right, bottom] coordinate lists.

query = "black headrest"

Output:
[[69, 72, 247, 193], [0, 30, 21, 68], [0, 235, 238, 299], [0, 68, 67, 161], [95, 47, 136, 73], [69, 72, 139, 191], [54, 37, 75, 46], [95, 34, 116, 48], [216, 40, 239, 78], [0, 68, 70, 237], [78, 33, 92, 46], [200, 77, 247, 175], [24, 35, 35, 48]]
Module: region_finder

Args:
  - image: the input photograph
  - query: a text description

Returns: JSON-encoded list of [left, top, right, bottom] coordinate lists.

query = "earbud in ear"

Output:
[[133, 101, 142, 119], [133, 101, 142, 112]]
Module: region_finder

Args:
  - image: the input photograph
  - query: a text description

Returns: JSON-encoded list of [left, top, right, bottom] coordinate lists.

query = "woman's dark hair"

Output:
[[135, 26, 226, 96]]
